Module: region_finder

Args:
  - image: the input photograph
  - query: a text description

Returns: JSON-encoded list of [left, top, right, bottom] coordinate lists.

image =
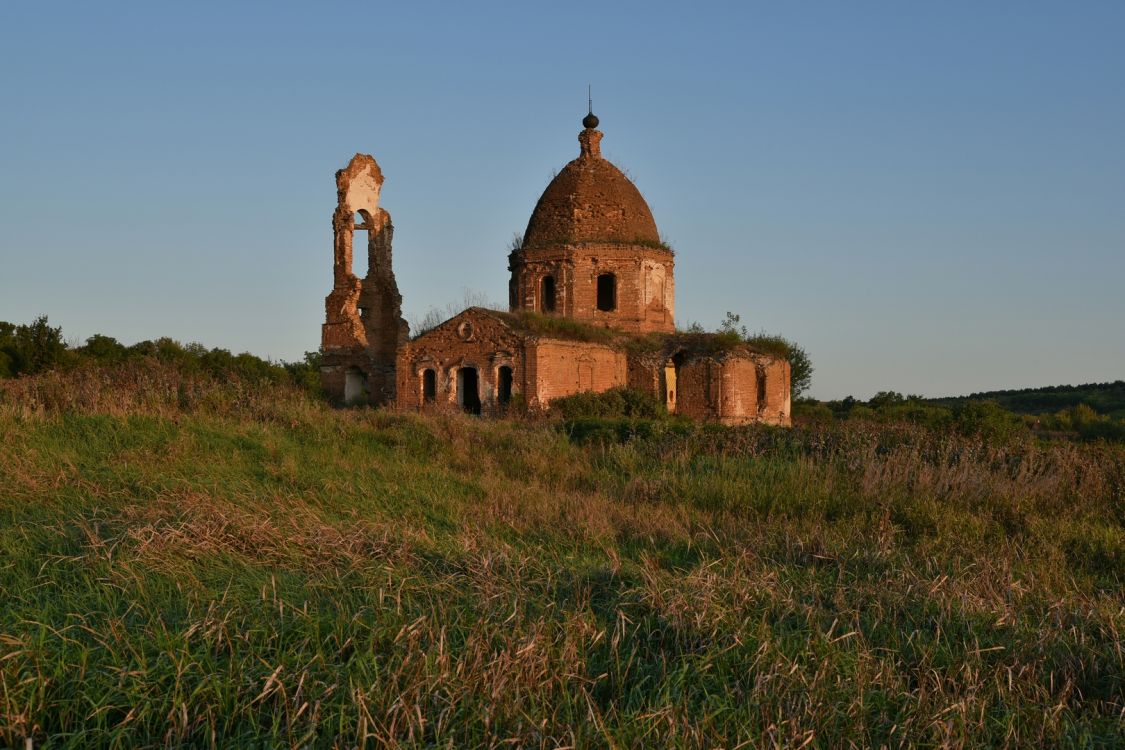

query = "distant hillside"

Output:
[[928, 381, 1125, 419]]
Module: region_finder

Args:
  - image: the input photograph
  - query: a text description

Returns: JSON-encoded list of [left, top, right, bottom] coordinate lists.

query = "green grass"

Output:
[[1, 363, 1123, 747]]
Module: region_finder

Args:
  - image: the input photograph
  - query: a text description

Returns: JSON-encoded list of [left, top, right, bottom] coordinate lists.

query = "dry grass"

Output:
[[0, 362, 1122, 747]]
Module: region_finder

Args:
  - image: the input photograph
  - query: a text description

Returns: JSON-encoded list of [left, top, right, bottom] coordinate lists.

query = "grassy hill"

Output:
[[929, 381, 1125, 420], [1, 362, 1123, 747]]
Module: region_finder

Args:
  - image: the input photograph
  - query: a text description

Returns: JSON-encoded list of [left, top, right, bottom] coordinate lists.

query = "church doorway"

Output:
[[458, 367, 481, 414]]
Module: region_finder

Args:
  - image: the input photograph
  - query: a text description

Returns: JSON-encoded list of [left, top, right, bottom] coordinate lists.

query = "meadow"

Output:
[[1, 362, 1122, 748]]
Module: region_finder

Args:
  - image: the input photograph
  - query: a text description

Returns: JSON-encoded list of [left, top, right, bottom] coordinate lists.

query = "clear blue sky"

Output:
[[1, 1, 1122, 399]]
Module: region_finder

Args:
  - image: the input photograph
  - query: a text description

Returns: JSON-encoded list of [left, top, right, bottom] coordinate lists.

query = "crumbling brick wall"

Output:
[[756, 357, 792, 426], [625, 348, 791, 426], [526, 340, 628, 405]]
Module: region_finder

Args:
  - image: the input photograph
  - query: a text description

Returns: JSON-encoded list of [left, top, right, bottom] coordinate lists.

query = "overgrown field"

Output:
[[1, 364, 1123, 748]]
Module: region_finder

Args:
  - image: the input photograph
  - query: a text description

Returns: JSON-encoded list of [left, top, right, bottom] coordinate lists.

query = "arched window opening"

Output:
[[457, 367, 481, 415], [497, 366, 513, 405], [596, 273, 616, 312], [344, 367, 368, 406], [757, 370, 767, 408], [353, 211, 369, 278], [422, 369, 437, 403], [540, 275, 556, 313]]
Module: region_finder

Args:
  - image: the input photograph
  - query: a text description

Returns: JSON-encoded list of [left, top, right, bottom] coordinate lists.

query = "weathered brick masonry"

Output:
[[322, 111, 791, 426]]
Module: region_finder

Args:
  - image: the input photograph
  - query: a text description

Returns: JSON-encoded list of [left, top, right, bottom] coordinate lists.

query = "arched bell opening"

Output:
[[353, 210, 371, 278]]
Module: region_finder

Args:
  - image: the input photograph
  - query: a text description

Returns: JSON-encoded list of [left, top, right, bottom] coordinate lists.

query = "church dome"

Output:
[[522, 116, 660, 249]]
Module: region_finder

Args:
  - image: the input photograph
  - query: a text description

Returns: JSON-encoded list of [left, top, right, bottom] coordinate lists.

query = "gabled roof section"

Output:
[[410, 307, 625, 347]]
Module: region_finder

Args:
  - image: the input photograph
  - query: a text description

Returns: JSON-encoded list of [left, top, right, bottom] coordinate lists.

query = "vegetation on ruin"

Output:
[[514, 237, 675, 254], [498, 310, 622, 345], [1, 351, 1123, 748], [623, 312, 814, 398]]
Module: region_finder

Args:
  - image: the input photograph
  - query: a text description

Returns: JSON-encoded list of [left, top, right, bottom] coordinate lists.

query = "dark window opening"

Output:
[[497, 366, 513, 405], [458, 367, 481, 415], [540, 276, 556, 313], [757, 370, 767, 406], [596, 273, 616, 312], [422, 369, 436, 403]]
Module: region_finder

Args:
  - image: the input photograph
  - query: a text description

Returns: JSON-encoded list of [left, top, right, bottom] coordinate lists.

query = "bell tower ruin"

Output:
[[321, 154, 408, 405]]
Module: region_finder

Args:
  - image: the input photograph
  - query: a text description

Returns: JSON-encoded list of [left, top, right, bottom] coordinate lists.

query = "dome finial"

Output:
[[583, 85, 599, 129]]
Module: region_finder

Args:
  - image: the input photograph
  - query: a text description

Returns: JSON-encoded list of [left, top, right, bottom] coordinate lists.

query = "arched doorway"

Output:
[[457, 367, 481, 414]]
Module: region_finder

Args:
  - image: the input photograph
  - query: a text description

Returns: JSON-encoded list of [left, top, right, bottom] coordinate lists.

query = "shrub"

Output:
[[78, 334, 128, 363], [0, 315, 72, 377], [561, 415, 693, 444], [954, 400, 1022, 441], [550, 386, 667, 420], [793, 400, 834, 422]]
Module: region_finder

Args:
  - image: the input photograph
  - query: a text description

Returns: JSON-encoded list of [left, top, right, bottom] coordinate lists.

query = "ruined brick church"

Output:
[[321, 111, 791, 425]]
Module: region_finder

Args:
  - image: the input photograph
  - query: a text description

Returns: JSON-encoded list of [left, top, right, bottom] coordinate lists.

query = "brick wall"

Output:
[[624, 349, 791, 426], [509, 243, 675, 334], [674, 359, 720, 421], [757, 357, 792, 426], [526, 340, 628, 406]]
